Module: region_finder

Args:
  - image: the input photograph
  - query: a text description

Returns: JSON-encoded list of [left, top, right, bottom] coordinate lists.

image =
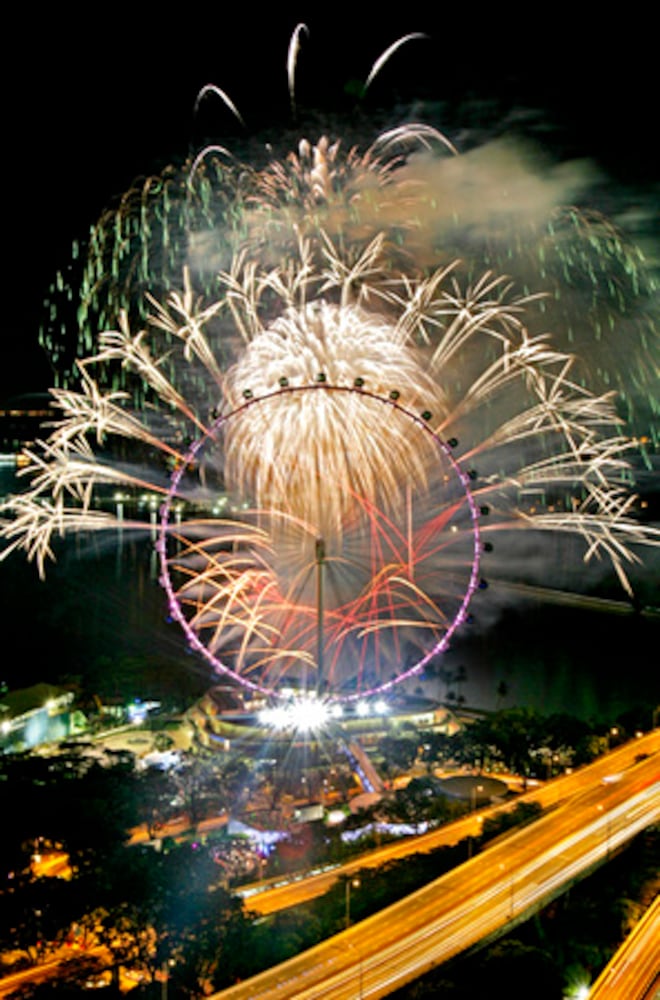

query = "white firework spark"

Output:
[[3, 30, 658, 699]]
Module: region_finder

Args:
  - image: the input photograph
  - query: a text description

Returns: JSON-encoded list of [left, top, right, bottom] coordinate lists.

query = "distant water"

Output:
[[1, 463, 658, 723], [435, 598, 660, 723]]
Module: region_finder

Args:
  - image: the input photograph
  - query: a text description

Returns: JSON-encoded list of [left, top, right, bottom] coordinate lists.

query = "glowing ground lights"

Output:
[[1, 29, 659, 704]]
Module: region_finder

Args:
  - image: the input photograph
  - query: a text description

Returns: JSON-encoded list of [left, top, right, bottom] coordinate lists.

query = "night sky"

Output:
[[5, 10, 655, 396], [2, 10, 657, 716]]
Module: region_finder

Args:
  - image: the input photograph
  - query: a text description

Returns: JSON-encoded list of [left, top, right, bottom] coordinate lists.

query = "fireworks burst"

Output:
[[2, 29, 659, 701]]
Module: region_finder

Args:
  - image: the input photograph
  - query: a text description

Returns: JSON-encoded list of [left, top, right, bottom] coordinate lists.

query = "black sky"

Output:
[[1, 9, 657, 712], [4, 9, 656, 397]]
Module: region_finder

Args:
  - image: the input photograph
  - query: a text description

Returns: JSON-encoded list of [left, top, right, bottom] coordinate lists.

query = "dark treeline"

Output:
[[0, 703, 656, 997]]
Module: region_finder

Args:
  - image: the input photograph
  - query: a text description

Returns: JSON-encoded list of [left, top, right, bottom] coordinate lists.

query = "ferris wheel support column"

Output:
[[316, 535, 325, 696]]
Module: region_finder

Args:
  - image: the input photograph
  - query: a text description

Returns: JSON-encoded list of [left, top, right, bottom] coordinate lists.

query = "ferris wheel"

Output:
[[157, 382, 485, 703]]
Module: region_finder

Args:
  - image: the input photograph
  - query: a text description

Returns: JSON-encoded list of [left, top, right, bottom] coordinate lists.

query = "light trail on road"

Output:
[[238, 731, 660, 916], [212, 743, 660, 999], [588, 894, 660, 1000]]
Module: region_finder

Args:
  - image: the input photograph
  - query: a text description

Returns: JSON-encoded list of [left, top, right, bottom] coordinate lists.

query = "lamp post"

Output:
[[499, 863, 514, 919], [597, 804, 613, 859], [333, 940, 363, 1000], [471, 783, 484, 812], [161, 960, 168, 1000], [345, 877, 361, 930], [347, 942, 364, 1000], [606, 726, 619, 752], [467, 784, 484, 859]]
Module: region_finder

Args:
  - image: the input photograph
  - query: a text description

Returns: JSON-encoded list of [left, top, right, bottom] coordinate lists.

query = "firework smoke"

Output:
[[3, 30, 659, 699]]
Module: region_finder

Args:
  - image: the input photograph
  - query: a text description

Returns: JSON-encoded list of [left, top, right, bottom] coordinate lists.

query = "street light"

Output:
[[597, 803, 613, 858], [498, 863, 514, 918], [471, 783, 484, 812], [332, 939, 363, 1000], [467, 815, 483, 859], [606, 726, 619, 752], [345, 877, 361, 929], [467, 783, 484, 860]]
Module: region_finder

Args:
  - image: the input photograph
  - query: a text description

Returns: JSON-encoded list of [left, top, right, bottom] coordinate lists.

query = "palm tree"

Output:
[[454, 665, 467, 705], [495, 680, 509, 710]]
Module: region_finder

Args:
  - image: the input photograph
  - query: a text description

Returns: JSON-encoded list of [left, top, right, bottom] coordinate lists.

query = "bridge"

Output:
[[214, 732, 660, 999]]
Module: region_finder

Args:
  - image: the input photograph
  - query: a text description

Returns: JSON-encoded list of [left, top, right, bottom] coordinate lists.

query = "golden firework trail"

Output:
[[3, 29, 658, 699]]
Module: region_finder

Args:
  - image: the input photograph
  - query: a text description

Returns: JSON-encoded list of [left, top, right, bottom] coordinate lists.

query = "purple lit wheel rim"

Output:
[[156, 384, 483, 702]]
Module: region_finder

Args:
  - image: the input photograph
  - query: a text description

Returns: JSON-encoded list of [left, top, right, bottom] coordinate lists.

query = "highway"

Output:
[[588, 893, 659, 1000], [238, 731, 660, 916], [212, 739, 660, 999], [0, 957, 68, 998], [2, 734, 657, 998]]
